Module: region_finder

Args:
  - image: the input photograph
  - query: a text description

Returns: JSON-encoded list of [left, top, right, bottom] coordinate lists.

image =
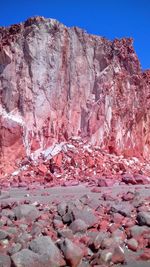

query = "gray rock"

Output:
[[12, 232, 32, 249], [29, 236, 65, 266], [122, 262, 150, 267], [57, 202, 67, 217], [110, 202, 133, 217], [137, 211, 150, 226], [111, 229, 126, 244], [8, 243, 22, 255], [111, 246, 125, 264], [101, 237, 115, 249], [78, 261, 90, 267], [11, 249, 42, 267], [127, 238, 138, 251], [90, 249, 112, 265], [0, 253, 11, 267], [58, 229, 74, 239], [62, 212, 73, 224], [31, 223, 42, 237], [72, 207, 98, 227], [0, 230, 8, 240], [13, 204, 39, 222], [69, 219, 88, 233], [53, 219, 64, 229], [6, 227, 18, 235], [1, 209, 15, 220], [129, 225, 150, 238], [89, 232, 109, 250]]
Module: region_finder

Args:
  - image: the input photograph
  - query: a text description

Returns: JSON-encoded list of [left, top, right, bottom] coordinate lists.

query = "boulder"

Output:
[[29, 236, 65, 266], [137, 212, 150, 226], [0, 253, 11, 267], [13, 204, 39, 222], [60, 238, 83, 267]]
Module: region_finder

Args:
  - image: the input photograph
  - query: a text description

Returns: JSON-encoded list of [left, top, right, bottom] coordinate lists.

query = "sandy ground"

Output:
[[0, 184, 150, 204]]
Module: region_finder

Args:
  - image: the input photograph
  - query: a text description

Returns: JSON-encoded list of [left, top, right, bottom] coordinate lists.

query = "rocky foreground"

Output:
[[0, 138, 150, 267], [0, 182, 150, 267]]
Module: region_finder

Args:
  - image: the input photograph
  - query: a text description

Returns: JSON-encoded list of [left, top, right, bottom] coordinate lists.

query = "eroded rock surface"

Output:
[[0, 16, 150, 174]]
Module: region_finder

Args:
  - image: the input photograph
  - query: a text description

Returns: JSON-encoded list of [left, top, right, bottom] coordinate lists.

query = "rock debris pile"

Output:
[[1, 137, 150, 189]]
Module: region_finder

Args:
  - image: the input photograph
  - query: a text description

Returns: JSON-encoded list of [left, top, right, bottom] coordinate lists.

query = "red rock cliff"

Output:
[[0, 16, 150, 173]]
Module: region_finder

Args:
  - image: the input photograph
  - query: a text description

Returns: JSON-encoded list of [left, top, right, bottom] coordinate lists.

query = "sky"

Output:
[[0, 0, 150, 70]]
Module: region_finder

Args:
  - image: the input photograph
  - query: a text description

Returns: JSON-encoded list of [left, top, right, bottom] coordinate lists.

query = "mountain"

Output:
[[0, 16, 150, 174]]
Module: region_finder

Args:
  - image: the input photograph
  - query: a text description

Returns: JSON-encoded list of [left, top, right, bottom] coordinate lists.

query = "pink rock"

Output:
[[127, 238, 138, 251], [38, 164, 48, 175], [134, 174, 150, 184], [60, 238, 83, 267], [122, 191, 135, 201], [111, 246, 125, 264], [91, 187, 101, 193], [139, 248, 150, 260], [100, 220, 110, 231]]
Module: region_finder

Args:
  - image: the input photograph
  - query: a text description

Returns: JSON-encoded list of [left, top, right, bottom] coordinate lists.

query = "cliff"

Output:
[[0, 16, 150, 174]]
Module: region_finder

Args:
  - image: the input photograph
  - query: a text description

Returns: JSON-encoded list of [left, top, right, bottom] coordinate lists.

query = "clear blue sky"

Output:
[[0, 0, 149, 70]]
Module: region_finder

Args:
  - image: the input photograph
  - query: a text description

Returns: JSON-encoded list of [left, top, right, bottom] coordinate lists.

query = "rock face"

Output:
[[0, 16, 150, 173]]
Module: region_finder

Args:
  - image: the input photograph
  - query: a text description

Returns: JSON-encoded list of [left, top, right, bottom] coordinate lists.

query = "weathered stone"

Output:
[[111, 246, 125, 264], [69, 219, 88, 233], [72, 207, 98, 227], [53, 219, 64, 230], [134, 174, 150, 184], [15, 232, 32, 248], [1, 209, 15, 220], [60, 238, 83, 267], [122, 262, 150, 267], [13, 204, 39, 222], [140, 248, 150, 260], [127, 238, 138, 251], [77, 261, 90, 267], [29, 236, 65, 266], [62, 212, 73, 224], [30, 223, 42, 237], [91, 249, 112, 265], [122, 174, 136, 185], [0, 230, 8, 240], [110, 202, 133, 217], [90, 232, 109, 250], [111, 229, 126, 244], [0, 253, 11, 267], [8, 243, 22, 255], [122, 191, 135, 201], [11, 249, 42, 267], [137, 211, 150, 226], [129, 225, 150, 238], [100, 249, 113, 264], [57, 202, 67, 217], [58, 229, 74, 239], [101, 238, 115, 249]]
